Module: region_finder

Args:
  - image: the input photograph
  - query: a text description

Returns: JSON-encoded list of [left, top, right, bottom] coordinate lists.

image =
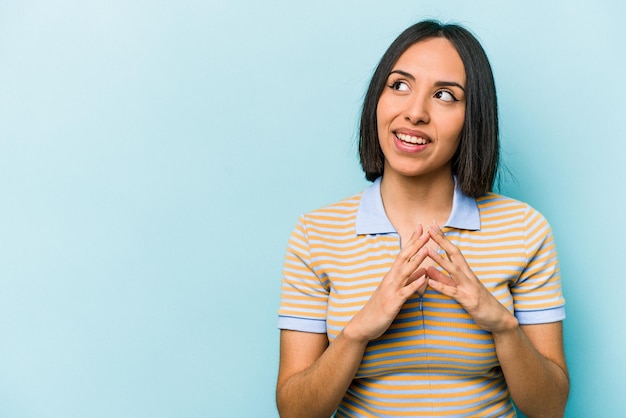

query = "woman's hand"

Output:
[[344, 225, 430, 343], [424, 222, 517, 334]]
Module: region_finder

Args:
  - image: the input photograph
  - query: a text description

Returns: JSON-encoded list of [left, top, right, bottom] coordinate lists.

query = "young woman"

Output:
[[276, 20, 568, 417]]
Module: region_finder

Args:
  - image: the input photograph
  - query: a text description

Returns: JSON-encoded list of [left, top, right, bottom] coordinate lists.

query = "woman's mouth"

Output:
[[396, 132, 429, 145]]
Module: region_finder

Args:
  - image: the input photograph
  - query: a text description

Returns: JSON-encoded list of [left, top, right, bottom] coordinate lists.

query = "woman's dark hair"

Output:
[[359, 20, 499, 198]]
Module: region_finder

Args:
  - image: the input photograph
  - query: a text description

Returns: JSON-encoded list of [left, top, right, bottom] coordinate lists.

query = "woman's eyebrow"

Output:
[[389, 70, 466, 92], [389, 70, 415, 80], [435, 80, 466, 92]]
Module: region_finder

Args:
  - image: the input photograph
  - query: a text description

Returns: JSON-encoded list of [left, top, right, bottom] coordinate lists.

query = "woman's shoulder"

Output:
[[300, 192, 364, 221], [476, 192, 533, 210], [475, 192, 550, 224]]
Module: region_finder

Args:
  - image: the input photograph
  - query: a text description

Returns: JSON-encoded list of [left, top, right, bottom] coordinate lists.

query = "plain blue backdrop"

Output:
[[1, 1, 624, 417]]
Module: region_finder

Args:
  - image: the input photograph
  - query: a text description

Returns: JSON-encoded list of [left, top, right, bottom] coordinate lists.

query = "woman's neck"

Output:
[[380, 171, 455, 239]]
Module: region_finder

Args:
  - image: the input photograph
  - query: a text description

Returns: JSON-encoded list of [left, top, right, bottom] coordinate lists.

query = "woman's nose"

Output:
[[404, 94, 430, 125]]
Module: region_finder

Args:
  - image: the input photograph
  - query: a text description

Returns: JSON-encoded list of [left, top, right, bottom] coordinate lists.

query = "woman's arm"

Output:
[[276, 227, 430, 418], [425, 223, 569, 417], [493, 321, 569, 417], [276, 328, 368, 418]]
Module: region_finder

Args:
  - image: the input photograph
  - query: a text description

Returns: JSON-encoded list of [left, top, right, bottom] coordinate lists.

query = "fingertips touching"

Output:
[[427, 265, 455, 285], [408, 267, 427, 282], [405, 227, 430, 253], [408, 274, 427, 291], [426, 276, 444, 292], [426, 246, 443, 263]]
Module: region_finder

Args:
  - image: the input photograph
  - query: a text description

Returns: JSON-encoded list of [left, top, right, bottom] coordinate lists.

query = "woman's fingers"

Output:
[[406, 267, 427, 285], [352, 227, 430, 341], [425, 247, 456, 278], [405, 246, 428, 274], [402, 226, 430, 259], [426, 223, 478, 284], [400, 274, 427, 298], [424, 272, 457, 298], [425, 264, 455, 287], [422, 224, 513, 332], [386, 226, 430, 283], [427, 222, 467, 267]]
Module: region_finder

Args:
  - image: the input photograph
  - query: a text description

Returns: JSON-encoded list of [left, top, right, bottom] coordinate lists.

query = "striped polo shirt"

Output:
[[278, 177, 565, 417]]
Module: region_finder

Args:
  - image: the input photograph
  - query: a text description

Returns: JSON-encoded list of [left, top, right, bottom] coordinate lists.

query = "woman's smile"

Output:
[[395, 132, 430, 145]]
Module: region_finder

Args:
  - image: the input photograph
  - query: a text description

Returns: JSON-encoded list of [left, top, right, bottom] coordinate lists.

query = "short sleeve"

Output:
[[512, 206, 566, 324], [277, 215, 330, 333]]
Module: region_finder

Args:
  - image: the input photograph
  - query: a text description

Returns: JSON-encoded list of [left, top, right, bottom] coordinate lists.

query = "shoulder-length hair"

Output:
[[359, 20, 499, 198]]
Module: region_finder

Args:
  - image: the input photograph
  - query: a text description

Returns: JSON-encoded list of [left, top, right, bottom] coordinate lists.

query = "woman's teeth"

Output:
[[396, 132, 428, 145]]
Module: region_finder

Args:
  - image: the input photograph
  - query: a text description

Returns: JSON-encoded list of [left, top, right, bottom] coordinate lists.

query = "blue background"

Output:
[[1, 1, 624, 417]]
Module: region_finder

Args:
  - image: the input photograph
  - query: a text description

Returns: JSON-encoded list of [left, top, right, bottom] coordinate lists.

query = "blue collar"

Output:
[[355, 177, 480, 235]]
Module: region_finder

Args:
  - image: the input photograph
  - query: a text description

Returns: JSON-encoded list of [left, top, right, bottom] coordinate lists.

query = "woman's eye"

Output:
[[390, 81, 410, 91], [435, 90, 457, 102]]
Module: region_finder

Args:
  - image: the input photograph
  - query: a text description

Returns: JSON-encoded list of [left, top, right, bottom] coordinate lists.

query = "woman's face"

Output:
[[376, 37, 466, 181]]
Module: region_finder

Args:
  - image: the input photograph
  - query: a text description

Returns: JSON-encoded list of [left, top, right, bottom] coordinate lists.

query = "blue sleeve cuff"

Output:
[[277, 316, 327, 333], [515, 306, 566, 325], [279, 309, 565, 331]]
